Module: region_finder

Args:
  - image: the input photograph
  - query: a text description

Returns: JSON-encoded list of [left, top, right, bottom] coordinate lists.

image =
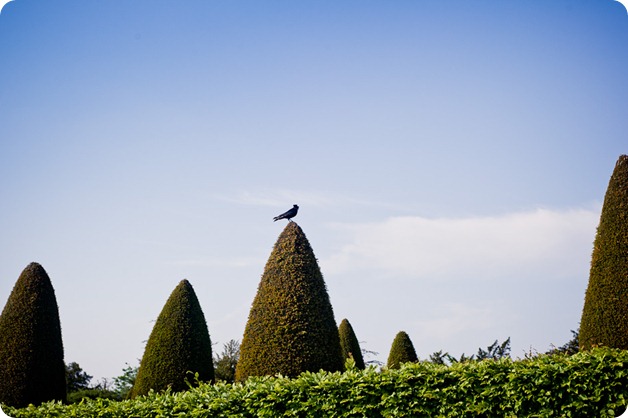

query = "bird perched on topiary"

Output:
[[273, 204, 299, 222]]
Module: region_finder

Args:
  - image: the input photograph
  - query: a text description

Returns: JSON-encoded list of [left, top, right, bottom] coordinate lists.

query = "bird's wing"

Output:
[[273, 210, 289, 221]]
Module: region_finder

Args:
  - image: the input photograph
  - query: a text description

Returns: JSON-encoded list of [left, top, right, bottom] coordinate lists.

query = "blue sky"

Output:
[[0, 0, 627, 382]]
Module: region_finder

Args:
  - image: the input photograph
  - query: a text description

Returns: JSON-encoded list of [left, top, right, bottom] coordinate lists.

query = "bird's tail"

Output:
[[273, 217, 279, 222]]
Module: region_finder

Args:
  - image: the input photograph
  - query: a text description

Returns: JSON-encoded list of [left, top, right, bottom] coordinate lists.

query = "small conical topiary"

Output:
[[387, 331, 418, 369], [338, 318, 365, 369], [236, 222, 343, 381], [0, 262, 66, 407], [580, 155, 628, 350], [130, 280, 214, 398]]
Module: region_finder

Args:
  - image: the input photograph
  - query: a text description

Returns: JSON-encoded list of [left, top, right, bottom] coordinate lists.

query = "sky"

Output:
[[0, 0, 627, 383]]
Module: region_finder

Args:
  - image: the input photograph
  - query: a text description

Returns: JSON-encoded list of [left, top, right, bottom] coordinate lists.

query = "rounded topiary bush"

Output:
[[387, 331, 418, 369], [130, 279, 214, 398], [339, 318, 365, 369], [236, 222, 343, 381], [0, 262, 66, 407], [580, 155, 628, 350]]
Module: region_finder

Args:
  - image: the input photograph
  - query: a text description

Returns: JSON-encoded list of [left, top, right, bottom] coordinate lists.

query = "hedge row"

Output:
[[5, 348, 626, 418]]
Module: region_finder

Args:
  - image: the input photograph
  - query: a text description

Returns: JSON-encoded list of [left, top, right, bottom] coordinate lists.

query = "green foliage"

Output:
[[0, 262, 66, 408], [429, 337, 512, 365], [129, 279, 214, 398], [547, 329, 579, 356], [66, 388, 118, 404], [236, 222, 343, 381], [429, 349, 450, 365], [338, 318, 366, 370], [581, 155, 628, 350], [65, 362, 93, 393], [387, 331, 418, 369], [476, 337, 511, 360], [5, 348, 627, 417], [214, 339, 240, 383], [112, 363, 138, 400]]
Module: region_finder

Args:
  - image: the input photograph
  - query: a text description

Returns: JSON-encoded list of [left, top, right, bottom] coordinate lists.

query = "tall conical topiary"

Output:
[[338, 318, 365, 369], [387, 331, 418, 369], [236, 222, 343, 381], [580, 155, 628, 350], [130, 280, 214, 398], [0, 262, 66, 407]]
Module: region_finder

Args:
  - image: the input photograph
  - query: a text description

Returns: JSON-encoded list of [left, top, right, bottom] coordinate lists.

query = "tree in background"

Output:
[[429, 337, 511, 365], [0, 262, 67, 407], [428, 350, 450, 365], [112, 363, 138, 399], [236, 222, 343, 381], [338, 319, 365, 370], [129, 280, 214, 398], [476, 337, 511, 360], [59, 361, 142, 404], [580, 155, 628, 350], [66, 362, 93, 393], [214, 339, 240, 383], [386, 331, 418, 369], [547, 330, 579, 356]]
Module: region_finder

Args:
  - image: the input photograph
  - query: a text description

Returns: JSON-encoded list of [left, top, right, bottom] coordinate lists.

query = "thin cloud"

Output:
[[324, 207, 600, 282], [413, 302, 496, 340]]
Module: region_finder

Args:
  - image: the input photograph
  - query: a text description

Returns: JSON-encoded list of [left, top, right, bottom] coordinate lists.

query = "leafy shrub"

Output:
[[581, 155, 628, 350], [0, 262, 66, 407], [129, 279, 214, 398], [236, 222, 343, 381], [338, 318, 365, 369], [4, 348, 627, 417], [66, 389, 118, 404], [387, 330, 418, 369]]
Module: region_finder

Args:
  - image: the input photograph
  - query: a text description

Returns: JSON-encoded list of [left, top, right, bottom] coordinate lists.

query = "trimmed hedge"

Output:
[[581, 154, 628, 350], [387, 331, 418, 369], [236, 222, 343, 381], [0, 262, 66, 408], [129, 279, 214, 398], [339, 318, 365, 370], [5, 348, 627, 417]]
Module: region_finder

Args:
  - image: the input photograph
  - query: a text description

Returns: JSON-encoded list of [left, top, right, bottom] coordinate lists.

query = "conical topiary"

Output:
[[236, 222, 343, 381], [0, 262, 66, 407], [338, 318, 365, 369], [580, 155, 628, 350], [387, 331, 418, 369], [130, 280, 214, 398]]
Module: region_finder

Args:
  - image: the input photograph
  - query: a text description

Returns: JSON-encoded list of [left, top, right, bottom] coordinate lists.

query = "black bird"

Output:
[[273, 204, 299, 222]]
